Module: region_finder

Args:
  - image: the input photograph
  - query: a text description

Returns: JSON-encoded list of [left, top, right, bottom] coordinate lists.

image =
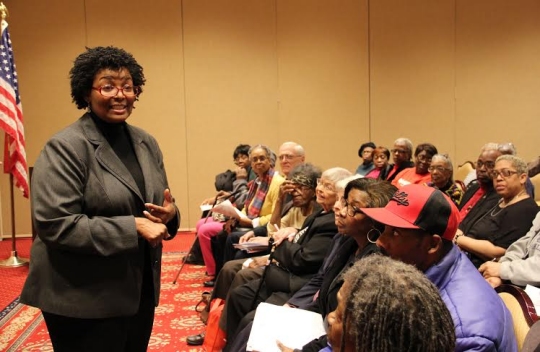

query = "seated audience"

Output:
[[463, 143, 516, 187], [186, 163, 321, 346], [225, 177, 397, 352], [361, 184, 518, 352], [458, 143, 501, 220], [427, 154, 464, 206], [381, 137, 414, 182], [454, 155, 538, 267], [479, 211, 540, 288], [463, 142, 534, 197], [355, 142, 376, 176], [391, 143, 437, 188], [270, 179, 396, 352], [364, 146, 391, 180], [322, 256, 455, 352], [223, 168, 351, 346], [197, 144, 284, 284]]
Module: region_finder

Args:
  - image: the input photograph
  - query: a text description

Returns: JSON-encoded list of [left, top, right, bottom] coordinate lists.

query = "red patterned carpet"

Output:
[[0, 233, 208, 351]]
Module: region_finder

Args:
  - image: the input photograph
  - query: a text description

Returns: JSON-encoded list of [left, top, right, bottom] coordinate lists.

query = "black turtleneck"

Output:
[[90, 113, 146, 199]]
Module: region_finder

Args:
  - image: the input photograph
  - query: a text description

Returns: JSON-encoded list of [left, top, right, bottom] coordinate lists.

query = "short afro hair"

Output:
[[70, 46, 146, 109]]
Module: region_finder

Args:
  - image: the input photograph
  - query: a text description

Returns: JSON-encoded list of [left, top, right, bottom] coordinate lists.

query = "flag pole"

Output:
[[0, 173, 28, 267], [0, 2, 28, 268]]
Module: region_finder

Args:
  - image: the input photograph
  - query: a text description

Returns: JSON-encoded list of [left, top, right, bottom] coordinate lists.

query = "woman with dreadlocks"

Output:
[[20, 46, 180, 352], [326, 255, 455, 352]]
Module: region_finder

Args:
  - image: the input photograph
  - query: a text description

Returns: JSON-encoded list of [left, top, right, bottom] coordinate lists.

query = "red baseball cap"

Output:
[[360, 184, 459, 240]]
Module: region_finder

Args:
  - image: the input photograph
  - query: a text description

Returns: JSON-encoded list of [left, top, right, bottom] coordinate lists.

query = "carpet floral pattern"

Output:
[[0, 247, 209, 351]]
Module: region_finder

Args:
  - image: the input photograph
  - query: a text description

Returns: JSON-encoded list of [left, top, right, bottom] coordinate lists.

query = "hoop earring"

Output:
[[366, 228, 381, 244]]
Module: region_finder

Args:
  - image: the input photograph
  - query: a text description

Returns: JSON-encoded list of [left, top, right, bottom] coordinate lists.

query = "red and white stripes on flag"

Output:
[[0, 19, 28, 198]]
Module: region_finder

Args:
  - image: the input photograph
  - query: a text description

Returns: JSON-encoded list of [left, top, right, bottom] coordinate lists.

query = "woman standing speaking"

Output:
[[20, 46, 180, 352]]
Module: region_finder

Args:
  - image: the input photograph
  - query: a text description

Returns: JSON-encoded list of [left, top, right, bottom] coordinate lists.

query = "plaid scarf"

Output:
[[244, 169, 275, 219]]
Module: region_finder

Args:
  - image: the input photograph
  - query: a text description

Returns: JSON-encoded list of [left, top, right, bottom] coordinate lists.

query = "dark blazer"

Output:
[[264, 209, 337, 294], [21, 113, 179, 319]]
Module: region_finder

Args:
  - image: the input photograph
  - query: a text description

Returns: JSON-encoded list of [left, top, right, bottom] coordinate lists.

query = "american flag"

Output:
[[0, 20, 28, 198]]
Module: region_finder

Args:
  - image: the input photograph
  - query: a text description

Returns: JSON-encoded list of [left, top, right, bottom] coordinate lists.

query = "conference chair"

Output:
[[522, 320, 540, 352], [496, 284, 539, 351], [529, 174, 540, 206], [454, 161, 475, 183]]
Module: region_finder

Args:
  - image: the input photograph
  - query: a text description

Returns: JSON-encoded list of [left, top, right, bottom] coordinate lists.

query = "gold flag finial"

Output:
[[0, 3, 8, 21]]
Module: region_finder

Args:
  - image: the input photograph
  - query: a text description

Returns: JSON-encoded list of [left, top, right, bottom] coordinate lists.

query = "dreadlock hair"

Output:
[[70, 46, 146, 109], [339, 255, 455, 352]]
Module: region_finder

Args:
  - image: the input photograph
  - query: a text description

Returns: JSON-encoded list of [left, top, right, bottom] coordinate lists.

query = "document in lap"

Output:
[[247, 302, 326, 352], [212, 200, 248, 220]]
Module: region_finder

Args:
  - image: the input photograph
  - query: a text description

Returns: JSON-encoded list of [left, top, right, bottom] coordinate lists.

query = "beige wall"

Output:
[[0, 0, 539, 235]]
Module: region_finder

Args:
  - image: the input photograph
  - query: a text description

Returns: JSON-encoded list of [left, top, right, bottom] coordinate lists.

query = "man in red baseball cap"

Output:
[[361, 184, 517, 352]]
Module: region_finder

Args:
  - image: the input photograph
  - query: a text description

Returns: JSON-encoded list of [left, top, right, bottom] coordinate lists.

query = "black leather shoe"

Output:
[[203, 280, 215, 287], [183, 253, 204, 265], [186, 332, 205, 346]]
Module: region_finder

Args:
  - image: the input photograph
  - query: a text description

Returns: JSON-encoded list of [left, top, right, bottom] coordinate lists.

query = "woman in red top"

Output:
[[391, 143, 438, 188]]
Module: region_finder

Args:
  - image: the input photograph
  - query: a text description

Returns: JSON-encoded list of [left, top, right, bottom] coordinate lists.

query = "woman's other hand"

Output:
[[235, 167, 248, 180], [273, 227, 298, 245], [237, 217, 253, 228], [239, 231, 255, 244], [478, 261, 501, 278], [135, 217, 169, 247], [248, 237, 269, 245], [249, 255, 270, 268], [486, 276, 503, 288], [144, 189, 176, 224], [277, 341, 294, 352]]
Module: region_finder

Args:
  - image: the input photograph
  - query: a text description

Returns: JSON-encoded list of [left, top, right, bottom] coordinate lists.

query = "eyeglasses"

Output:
[[340, 197, 364, 217], [476, 160, 495, 170], [391, 149, 407, 155], [251, 156, 268, 163], [489, 169, 519, 179], [428, 166, 450, 173], [316, 178, 335, 192], [416, 154, 432, 163], [278, 154, 299, 161], [92, 85, 139, 97]]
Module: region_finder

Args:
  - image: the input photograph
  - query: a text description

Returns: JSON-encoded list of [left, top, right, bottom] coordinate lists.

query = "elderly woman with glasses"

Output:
[[222, 168, 351, 346], [382, 137, 414, 182], [453, 155, 539, 268], [391, 143, 438, 188], [426, 154, 465, 206]]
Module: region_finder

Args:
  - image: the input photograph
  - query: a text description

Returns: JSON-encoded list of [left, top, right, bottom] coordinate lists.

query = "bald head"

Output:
[[278, 141, 305, 177]]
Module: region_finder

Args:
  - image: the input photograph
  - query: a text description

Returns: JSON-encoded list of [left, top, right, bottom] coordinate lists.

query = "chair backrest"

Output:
[[529, 174, 540, 206], [522, 320, 540, 352], [454, 161, 475, 183], [496, 284, 539, 351]]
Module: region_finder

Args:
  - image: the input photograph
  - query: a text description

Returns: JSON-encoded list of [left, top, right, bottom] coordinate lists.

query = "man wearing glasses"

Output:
[[384, 137, 414, 182], [277, 141, 305, 178], [458, 143, 501, 221]]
